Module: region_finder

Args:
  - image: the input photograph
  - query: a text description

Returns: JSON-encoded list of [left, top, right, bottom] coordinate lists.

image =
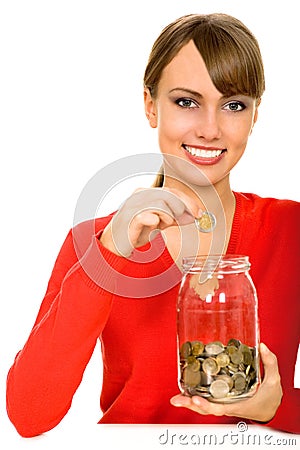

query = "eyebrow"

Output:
[[169, 87, 203, 99], [168, 87, 243, 101]]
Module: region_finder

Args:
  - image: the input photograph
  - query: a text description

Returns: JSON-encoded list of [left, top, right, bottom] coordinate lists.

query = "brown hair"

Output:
[[144, 13, 265, 100]]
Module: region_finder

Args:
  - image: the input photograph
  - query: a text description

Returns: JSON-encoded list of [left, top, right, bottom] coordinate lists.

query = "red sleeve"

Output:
[[6, 218, 126, 438]]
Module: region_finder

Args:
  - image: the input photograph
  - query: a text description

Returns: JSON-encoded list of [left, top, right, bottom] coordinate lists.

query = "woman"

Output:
[[6, 13, 299, 436]]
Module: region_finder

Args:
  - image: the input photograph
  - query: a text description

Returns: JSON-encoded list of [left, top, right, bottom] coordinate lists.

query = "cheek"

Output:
[[157, 109, 192, 144], [157, 119, 179, 145], [225, 118, 253, 148]]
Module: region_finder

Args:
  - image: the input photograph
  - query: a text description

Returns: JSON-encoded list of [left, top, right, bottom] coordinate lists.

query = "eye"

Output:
[[175, 98, 198, 109], [223, 101, 246, 112]]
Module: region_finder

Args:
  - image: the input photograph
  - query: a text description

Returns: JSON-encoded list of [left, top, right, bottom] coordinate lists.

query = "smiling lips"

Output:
[[183, 144, 226, 165]]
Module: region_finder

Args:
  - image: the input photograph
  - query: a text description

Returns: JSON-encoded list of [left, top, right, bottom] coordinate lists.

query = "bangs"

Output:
[[192, 21, 265, 98], [144, 14, 265, 100]]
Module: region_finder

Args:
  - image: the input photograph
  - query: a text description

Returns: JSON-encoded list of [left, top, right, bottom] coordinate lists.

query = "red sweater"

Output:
[[6, 192, 300, 436]]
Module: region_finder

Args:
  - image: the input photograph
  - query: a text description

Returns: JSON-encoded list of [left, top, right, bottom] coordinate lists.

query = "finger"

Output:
[[129, 212, 161, 247], [130, 210, 175, 249], [133, 209, 175, 230], [131, 188, 197, 224], [170, 394, 201, 414], [175, 210, 196, 226], [162, 190, 197, 222], [135, 187, 196, 221], [170, 394, 225, 416]]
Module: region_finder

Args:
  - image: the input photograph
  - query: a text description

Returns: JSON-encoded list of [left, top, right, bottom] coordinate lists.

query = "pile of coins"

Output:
[[179, 339, 258, 402]]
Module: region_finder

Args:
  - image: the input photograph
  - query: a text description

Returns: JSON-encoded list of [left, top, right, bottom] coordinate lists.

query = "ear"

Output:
[[253, 98, 261, 124], [250, 98, 261, 134], [144, 88, 158, 128]]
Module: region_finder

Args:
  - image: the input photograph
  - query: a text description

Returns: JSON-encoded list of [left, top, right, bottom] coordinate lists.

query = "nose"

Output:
[[196, 108, 221, 141]]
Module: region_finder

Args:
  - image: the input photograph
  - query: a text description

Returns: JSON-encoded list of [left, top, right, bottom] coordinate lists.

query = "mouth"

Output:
[[182, 145, 227, 165]]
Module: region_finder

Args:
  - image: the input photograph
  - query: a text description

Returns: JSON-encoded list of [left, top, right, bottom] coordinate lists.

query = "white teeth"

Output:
[[185, 146, 223, 158]]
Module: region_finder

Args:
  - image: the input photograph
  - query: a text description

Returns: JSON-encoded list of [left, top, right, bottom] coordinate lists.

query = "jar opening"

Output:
[[182, 255, 250, 274]]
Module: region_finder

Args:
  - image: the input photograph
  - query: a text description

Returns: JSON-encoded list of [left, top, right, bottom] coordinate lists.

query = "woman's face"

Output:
[[144, 40, 259, 188]]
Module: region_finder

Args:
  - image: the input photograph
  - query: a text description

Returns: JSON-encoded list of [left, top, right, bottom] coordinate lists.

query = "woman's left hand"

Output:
[[170, 343, 282, 422]]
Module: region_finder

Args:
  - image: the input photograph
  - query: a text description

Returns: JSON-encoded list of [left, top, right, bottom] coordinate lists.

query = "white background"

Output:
[[0, 1, 299, 448]]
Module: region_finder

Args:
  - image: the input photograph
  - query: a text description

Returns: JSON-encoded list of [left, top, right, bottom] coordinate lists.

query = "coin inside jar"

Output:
[[179, 338, 259, 402], [216, 352, 230, 367], [183, 367, 201, 387], [227, 338, 241, 348], [241, 346, 253, 365], [202, 357, 219, 376], [233, 372, 247, 391], [216, 374, 234, 390], [191, 341, 204, 356], [180, 341, 192, 358], [187, 356, 201, 372], [230, 349, 243, 365], [209, 379, 230, 399], [205, 341, 224, 355]]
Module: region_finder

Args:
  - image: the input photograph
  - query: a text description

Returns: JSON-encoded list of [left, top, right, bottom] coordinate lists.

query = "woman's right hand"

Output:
[[100, 187, 199, 257]]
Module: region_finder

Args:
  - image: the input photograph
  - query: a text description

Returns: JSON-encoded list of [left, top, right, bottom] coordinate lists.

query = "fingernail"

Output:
[[170, 398, 183, 407], [260, 342, 269, 353]]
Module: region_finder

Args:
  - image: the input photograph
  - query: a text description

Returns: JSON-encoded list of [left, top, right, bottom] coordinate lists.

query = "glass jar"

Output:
[[177, 255, 260, 403]]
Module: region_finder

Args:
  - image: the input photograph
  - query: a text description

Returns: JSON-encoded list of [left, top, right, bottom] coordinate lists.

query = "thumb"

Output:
[[259, 342, 281, 383]]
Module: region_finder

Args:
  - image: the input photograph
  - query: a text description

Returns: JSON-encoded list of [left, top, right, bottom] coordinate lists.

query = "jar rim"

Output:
[[182, 254, 250, 273]]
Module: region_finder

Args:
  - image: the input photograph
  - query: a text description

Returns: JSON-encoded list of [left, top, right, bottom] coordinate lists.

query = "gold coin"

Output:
[[202, 357, 219, 376], [194, 211, 217, 233], [191, 341, 205, 356], [187, 356, 201, 372], [216, 352, 230, 367], [209, 379, 230, 399], [227, 345, 238, 356], [180, 341, 192, 359]]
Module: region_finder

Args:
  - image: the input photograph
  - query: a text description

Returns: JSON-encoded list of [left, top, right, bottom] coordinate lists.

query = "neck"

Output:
[[162, 170, 235, 215], [162, 168, 236, 256]]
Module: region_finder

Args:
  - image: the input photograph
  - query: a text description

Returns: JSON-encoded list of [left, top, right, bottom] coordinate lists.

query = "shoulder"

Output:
[[235, 192, 300, 218], [234, 192, 300, 240], [71, 212, 115, 259]]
